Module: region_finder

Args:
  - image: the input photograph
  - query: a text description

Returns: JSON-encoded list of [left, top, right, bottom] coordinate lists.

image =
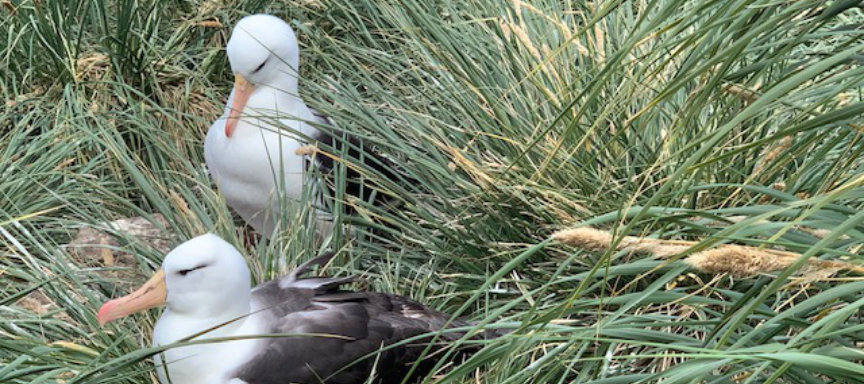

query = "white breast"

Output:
[[152, 310, 264, 384], [204, 90, 316, 236]]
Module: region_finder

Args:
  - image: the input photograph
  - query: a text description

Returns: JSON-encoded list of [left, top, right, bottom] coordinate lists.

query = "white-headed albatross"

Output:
[[205, 14, 406, 238], [98, 234, 490, 384]]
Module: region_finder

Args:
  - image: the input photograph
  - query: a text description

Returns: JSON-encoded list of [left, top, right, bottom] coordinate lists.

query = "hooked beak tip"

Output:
[[97, 300, 117, 326]]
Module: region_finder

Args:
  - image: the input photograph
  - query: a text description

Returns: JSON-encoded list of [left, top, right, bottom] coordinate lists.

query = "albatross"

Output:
[[98, 234, 490, 384], [205, 14, 404, 238]]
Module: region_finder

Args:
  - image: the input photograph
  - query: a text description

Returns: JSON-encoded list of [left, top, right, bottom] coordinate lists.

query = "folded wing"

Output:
[[231, 254, 481, 384]]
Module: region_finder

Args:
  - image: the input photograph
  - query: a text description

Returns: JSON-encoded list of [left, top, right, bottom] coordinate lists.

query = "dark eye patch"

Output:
[[177, 264, 208, 276], [253, 57, 269, 73]]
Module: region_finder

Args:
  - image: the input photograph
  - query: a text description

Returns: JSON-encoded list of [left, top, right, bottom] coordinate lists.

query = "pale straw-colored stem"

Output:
[[552, 227, 864, 277]]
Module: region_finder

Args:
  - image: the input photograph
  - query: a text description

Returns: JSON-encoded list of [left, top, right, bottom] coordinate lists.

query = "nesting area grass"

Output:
[[2, 0, 864, 382]]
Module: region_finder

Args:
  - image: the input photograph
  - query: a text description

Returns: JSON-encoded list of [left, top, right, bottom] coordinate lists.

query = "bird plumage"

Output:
[[205, 14, 410, 238], [99, 235, 491, 384], [235, 258, 478, 383]]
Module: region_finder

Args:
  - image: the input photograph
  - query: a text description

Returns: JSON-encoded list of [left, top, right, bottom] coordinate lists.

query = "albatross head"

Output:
[[224, 14, 300, 137], [98, 234, 252, 325]]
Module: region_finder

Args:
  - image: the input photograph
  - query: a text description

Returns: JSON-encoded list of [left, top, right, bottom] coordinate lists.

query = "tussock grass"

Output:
[[2, 0, 864, 383]]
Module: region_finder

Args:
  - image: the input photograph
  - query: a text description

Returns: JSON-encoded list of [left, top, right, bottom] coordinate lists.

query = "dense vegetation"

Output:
[[2, 0, 863, 382]]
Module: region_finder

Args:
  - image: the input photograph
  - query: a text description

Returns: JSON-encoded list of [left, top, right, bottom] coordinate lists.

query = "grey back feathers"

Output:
[[234, 253, 491, 384]]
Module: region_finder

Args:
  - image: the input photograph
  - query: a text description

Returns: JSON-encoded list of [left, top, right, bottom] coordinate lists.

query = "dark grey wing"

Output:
[[282, 251, 337, 283], [305, 108, 413, 213], [232, 262, 484, 384]]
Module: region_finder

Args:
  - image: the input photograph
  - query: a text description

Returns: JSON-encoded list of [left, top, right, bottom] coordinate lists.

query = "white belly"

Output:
[[205, 119, 307, 236]]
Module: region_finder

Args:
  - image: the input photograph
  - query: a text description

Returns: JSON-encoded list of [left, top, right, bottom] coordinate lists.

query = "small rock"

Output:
[[66, 214, 173, 269], [15, 289, 74, 323]]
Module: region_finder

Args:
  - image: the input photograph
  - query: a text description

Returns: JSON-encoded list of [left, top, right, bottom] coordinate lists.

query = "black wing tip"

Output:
[[287, 251, 338, 281]]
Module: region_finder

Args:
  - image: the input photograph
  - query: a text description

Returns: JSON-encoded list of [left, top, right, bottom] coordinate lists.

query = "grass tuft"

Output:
[[2, 0, 864, 383]]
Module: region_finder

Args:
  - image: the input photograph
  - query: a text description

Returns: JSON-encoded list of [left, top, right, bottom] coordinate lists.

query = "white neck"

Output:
[[241, 79, 316, 139], [155, 294, 252, 345], [258, 81, 302, 105], [259, 54, 301, 96]]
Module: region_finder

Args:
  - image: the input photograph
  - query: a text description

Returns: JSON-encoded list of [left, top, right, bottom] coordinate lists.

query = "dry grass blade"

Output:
[[552, 227, 864, 277]]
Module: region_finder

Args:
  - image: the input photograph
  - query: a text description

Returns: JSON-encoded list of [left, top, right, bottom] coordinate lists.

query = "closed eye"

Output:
[[177, 264, 208, 276], [253, 57, 269, 73]]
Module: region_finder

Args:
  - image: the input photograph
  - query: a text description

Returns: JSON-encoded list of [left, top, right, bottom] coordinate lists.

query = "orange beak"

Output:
[[225, 74, 255, 138], [98, 269, 167, 326]]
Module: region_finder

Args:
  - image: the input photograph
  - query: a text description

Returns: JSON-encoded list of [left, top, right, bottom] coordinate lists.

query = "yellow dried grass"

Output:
[[552, 226, 864, 278]]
